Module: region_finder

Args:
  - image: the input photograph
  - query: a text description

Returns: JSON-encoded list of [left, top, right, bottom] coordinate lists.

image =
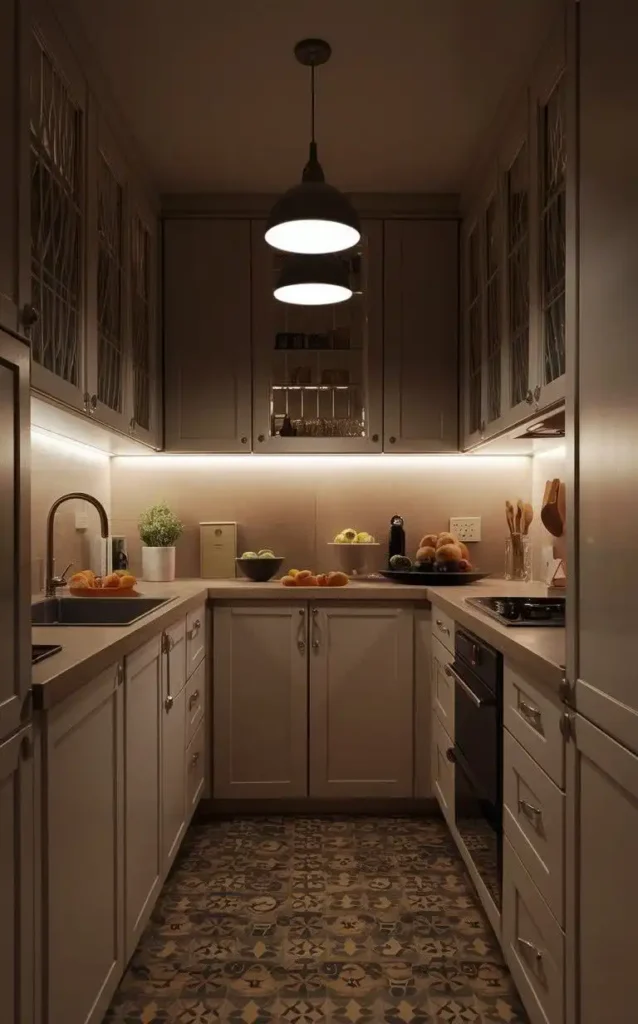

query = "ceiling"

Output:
[[63, 0, 557, 194]]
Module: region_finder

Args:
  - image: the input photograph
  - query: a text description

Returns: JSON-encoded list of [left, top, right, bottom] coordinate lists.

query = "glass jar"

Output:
[[505, 534, 531, 581]]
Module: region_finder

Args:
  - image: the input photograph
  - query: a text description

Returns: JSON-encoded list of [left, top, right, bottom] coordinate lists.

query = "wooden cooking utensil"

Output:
[[505, 500, 516, 535], [541, 478, 563, 538], [523, 502, 534, 534], [515, 498, 523, 534], [557, 481, 566, 536]]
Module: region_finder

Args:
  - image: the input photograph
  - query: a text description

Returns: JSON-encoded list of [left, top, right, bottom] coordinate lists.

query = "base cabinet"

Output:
[[213, 603, 308, 798], [45, 664, 124, 1024], [124, 637, 162, 959], [161, 681, 186, 866], [309, 604, 414, 798], [0, 726, 35, 1024]]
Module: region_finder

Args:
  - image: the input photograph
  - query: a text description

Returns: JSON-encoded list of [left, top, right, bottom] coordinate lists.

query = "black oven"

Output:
[[447, 627, 503, 909]]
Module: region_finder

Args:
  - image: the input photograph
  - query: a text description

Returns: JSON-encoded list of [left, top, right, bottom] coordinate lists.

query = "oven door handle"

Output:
[[445, 663, 494, 708]]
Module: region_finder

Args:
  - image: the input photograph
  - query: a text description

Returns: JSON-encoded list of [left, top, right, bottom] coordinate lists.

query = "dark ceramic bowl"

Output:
[[236, 557, 283, 582]]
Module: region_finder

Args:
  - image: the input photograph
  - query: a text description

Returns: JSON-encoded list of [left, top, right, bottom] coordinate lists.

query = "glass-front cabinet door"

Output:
[[252, 219, 383, 453]]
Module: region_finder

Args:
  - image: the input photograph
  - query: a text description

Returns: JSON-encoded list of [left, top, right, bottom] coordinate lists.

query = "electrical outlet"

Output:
[[75, 509, 89, 531], [449, 517, 482, 542]]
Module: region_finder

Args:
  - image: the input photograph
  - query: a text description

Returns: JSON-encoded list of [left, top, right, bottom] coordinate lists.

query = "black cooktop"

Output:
[[466, 596, 565, 627], [32, 643, 62, 665]]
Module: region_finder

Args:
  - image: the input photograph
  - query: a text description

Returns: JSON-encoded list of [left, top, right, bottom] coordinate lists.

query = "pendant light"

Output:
[[265, 38, 360, 255], [274, 253, 352, 305]]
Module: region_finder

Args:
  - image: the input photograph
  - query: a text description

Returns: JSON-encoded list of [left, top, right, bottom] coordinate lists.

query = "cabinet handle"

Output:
[[517, 936, 543, 962], [533, 385, 541, 405], [188, 618, 201, 640], [20, 733, 33, 760], [191, 750, 200, 767], [240, 436, 248, 444], [257, 434, 265, 443], [389, 435, 396, 444], [518, 699, 542, 732], [371, 433, 379, 443], [311, 608, 320, 650], [436, 618, 450, 636], [188, 689, 200, 710], [297, 608, 306, 651], [20, 303, 40, 328], [518, 799, 543, 828], [129, 417, 136, 435], [525, 389, 534, 405], [161, 631, 175, 711], [86, 393, 97, 415]]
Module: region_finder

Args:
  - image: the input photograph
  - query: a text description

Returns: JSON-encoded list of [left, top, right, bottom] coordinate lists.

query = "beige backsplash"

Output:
[[31, 429, 112, 591], [109, 454, 533, 578]]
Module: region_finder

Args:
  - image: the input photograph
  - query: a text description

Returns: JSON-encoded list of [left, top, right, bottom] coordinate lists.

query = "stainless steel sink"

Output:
[[31, 596, 173, 627]]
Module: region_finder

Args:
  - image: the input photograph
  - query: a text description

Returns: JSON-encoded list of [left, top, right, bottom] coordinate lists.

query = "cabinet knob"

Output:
[[164, 695, 174, 712], [188, 689, 200, 710], [525, 390, 534, 405], [445, 747, 456, 763], [240, 436, 248, 444], [389, 436, 396, 444], [257, 434, 265, 443], [371, 433, 379, 443], [533, 385, 541, 405], [20, 304, 39, 328], [191, 750, 200, 766]]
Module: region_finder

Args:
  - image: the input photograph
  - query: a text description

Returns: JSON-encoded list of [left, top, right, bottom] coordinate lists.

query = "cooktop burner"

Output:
[[32, 643, 63, 665], [466, 596, 565, 627]]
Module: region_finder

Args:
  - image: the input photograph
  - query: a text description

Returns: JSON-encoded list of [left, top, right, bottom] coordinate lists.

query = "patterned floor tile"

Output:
[[104, 818, 527, 1024]]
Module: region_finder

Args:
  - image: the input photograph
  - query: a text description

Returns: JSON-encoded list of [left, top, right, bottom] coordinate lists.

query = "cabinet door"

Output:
[[161, 620, 187, 869], [384, 220, 458, 452], [460, 213, 487, 448], [46, 664, 124, 1024], [566, 715, 638, 1024], [309, 604, 414, 798], [252, 219, 383, 453], [431, 712, 455, 830], [129, 194, 160, 447], [164, 219, 252, 452], [574, 0, 638, 754], [0, 0, 28, 334], [85, 110, 132, 434], [124, 637, 161, 960], [213, 603, 308, 798], [29, 2, 88, 412], [0, 726, 35, 1024], [0, 331, 30, 742]]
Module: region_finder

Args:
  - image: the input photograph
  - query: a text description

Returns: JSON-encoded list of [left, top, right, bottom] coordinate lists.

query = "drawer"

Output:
[[431, 712, 455, 829], [186, 604, 206, 677], [431, 635, 454, 737], [504, 663, 564, 787], [504, 730, 565, 925], [502, 839, 564, 1024], [431, 606, 455, 653], [162, 617, 187, 701], [185, 659, 206, 748], [185, 720, 205, 819]]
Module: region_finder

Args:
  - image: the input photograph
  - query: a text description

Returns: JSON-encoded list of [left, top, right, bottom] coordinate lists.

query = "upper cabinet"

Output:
[[252, 218, 384, 453], [460, 19, 566, 449], [164, 218, 252, 452], [0, 0, 28, 335], [384, 219, 458, 452]]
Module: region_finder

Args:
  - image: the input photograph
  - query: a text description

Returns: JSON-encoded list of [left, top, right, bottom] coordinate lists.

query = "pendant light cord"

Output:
[[311, 64, 316, 144]]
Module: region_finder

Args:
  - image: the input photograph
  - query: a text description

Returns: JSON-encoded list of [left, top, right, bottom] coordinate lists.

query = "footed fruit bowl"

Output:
[[236, 557, 283, 582]]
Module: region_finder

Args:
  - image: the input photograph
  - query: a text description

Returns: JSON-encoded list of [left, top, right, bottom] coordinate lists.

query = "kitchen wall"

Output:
[[31, 429, 112, 592], [109, 454, 532, 578]]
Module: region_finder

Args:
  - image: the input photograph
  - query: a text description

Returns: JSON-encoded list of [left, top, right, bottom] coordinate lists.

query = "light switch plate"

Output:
[[449, 517, 481, 542]]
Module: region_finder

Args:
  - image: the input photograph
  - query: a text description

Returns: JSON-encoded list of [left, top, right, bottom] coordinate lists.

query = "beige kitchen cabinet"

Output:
[[0, 726, 35, 1024], [161, 622, 187, 868], [251, 219, 384, 453], [164, 218, 252, 452], [565, 714, 638, 1024], [44, 663, 124, 1024], [431, 711, 455, 831], [213, 603, 308, 798], [384, 220, 459, 451], [309, 604, 414, 798], [123, 636, 162, 959], [0, 0, 28, 335]]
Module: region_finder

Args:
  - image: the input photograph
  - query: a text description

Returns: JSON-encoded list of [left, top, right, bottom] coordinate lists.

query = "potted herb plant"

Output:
[[138, 502, 183, 582]]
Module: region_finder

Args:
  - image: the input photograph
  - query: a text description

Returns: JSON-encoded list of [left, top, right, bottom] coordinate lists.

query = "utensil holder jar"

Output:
[[505, 534, 531, 581]]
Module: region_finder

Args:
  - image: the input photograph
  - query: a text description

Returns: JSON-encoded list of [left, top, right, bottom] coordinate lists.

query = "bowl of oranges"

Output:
[[68, 569, 139, 595]]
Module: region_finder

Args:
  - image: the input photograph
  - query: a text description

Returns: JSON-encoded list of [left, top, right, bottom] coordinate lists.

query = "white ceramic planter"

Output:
[[142, 546, 176, 582]]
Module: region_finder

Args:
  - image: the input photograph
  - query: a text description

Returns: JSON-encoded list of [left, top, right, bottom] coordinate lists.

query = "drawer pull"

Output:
[[518, 799, 543, 828], [445, 663, 494, 709], [518, 699, 543, 732], [436, 618, 450, 636], [191, 750, 200, 767], [517, 936, 544, 962], [188, 689, 200, 710], [188, 618, 202, 640]]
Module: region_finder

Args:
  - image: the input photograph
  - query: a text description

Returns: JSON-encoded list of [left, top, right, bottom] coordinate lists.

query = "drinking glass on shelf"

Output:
[[504, 534, 531, 581]]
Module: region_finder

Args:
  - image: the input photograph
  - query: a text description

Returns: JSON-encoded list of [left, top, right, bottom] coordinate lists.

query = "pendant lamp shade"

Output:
[[265, 38, 360, 255], [274, 254, 352, 306]]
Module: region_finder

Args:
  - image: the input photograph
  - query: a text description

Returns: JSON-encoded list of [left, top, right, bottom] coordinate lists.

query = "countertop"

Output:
[[32, 576, 565, 708]]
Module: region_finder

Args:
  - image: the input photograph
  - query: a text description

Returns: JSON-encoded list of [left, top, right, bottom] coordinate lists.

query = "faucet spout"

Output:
[[45, 492, 110, 596]]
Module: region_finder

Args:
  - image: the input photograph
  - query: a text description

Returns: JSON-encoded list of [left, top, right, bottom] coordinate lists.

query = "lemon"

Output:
[[288, 569, 300, 577]]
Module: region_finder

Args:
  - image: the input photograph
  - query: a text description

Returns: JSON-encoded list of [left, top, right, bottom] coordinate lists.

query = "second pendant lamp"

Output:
[[266, 39, 360, 257]]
